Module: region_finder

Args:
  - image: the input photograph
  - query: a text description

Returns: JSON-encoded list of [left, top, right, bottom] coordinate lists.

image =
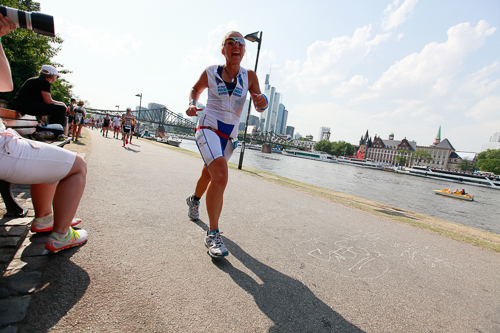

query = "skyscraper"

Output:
[[319, 127, 331, 141]]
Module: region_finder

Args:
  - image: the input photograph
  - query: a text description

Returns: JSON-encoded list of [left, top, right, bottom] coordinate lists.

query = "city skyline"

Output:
[[42, 0, 499, 153]]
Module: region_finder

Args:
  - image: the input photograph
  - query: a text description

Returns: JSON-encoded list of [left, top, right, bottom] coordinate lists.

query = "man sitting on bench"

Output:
[[10, 64, 67, 127]]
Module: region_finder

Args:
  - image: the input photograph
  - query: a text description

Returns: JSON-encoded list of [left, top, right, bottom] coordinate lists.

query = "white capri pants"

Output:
[[0, 131, 76, 185]]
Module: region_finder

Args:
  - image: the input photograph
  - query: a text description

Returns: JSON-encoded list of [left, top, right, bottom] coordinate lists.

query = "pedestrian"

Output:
[[71, 101, 86, 142], [102, 113, 111, 137], [112, 113, 121, 139], [10, 64, 67, 127], [66, 98, 76, 134], [185, 31, 268, 258], [0, 16, 88, 252], [121, 107, 135, 147]]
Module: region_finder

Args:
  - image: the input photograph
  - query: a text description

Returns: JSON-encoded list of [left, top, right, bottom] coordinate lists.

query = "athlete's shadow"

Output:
[[193, 219, 364, 332], [124, 146, 140, 153]]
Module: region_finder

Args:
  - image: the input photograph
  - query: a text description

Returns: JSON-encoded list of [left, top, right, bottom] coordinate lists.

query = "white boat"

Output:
[[397, 166, 500, 190], [282, 149, 336, 162], [166, 137, 182, 147], [157, 136, 182, 147], [336, 157, 382, 169]]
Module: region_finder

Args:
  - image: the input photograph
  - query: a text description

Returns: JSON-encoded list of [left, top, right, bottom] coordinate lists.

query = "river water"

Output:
[[178, 140, 500, 235]]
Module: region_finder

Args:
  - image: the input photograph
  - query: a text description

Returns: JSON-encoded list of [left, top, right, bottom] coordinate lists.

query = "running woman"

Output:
[[121, 107, 135, 147], [185, 31, 268, 258], [102, 113, 111, 137]]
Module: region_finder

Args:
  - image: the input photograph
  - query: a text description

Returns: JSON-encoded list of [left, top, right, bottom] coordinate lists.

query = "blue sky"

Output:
[[41, 0, 500, 153]]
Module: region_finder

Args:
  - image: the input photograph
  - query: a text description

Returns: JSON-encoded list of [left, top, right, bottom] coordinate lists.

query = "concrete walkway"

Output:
[[2, 128, 500, 332]]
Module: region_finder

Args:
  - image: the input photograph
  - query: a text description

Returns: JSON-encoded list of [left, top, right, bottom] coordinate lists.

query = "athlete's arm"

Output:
[[186, 71, 208, 117], [247, 70, 267, 112]]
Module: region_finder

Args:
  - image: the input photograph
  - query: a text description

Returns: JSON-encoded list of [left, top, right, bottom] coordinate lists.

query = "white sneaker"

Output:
[[205, 231, 229, 257], [186, 195, 200, 220], [45, 227, 88, 253]]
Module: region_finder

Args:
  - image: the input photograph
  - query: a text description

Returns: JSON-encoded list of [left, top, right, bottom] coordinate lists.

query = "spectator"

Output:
[[10, 64, 67, 127], [72, 101, 86, 142], [66, 98, 76, 133], [0, 15, 88, 252]]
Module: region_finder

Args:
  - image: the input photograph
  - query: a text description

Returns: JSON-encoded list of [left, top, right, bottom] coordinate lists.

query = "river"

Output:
[[178, 139, 500, 235]]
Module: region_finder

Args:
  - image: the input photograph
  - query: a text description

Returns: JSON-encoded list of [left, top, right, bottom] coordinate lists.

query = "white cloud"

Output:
[[397, 32, 404, 41], [57, 18, 141, 55], [381, 0, 419, 31], [465, 96, 500, 121], [332, 75, 368, 97], [457, 61, 500, 98], [369, 20, 496, 99], [183, 22, 240, 67], [287, 25, 390, 93]]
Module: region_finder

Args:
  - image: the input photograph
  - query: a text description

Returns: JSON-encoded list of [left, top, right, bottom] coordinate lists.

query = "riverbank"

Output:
[[147, 138, 500, 253]]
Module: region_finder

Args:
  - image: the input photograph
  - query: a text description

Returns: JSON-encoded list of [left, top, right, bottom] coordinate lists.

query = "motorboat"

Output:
[[282, 149, 336, 162], [433, 189, 474, 201]]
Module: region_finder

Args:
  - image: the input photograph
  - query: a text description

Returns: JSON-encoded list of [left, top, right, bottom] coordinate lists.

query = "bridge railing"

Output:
[[87, 107, 196, 130]]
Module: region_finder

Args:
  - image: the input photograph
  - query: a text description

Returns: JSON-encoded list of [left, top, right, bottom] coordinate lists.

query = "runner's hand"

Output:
[[251, 93, 267, 112], [186, 104, 202, 117]]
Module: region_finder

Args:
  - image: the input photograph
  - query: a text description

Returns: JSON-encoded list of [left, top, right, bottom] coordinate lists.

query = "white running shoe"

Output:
[[45, 227, 88, 253], [186, 195, 200, 220], [205, 231, 229, 257], [31, 213, 82, 233]]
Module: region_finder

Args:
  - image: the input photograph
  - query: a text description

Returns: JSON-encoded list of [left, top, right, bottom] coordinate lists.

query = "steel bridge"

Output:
[[87, 108, 306, 149], [87, 107, 196, 131]]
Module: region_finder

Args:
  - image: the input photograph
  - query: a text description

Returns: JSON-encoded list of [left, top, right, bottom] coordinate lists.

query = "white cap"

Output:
[[40, 65, 58, 76], [126, 107, 131, 111]]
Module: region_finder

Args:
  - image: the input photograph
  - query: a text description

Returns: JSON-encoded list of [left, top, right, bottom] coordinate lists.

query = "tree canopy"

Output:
[[0, 0, 73, 104], [476, 149, 500, 175], [314, 140, 354, 156]]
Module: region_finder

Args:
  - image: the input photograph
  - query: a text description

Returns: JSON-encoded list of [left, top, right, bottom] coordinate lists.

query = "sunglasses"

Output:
[[225, 37, 245, 46]]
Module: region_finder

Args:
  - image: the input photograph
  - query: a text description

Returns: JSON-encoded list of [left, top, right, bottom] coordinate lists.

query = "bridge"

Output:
[[87, 107, 306, 150]]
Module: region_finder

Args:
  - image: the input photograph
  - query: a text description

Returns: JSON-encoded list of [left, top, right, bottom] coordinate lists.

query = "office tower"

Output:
[[286, 126, 295, 139], [319, 127, 331, 141]]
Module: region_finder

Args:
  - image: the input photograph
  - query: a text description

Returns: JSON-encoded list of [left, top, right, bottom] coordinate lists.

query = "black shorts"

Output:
[[122, 125, 131, 134]]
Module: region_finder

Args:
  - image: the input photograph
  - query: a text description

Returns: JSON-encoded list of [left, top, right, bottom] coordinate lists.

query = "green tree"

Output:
[[396, 150, 410, 166], [314, 140, 333, 154], [476, 149, 500, 175], [0, 0, 73, 104], [457, 158, 476, 172], [412, 150, 433, 165]]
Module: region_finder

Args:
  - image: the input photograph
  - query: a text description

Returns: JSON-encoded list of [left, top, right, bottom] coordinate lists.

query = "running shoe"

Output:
[[205, 231, 229, 257], [31, 213, 82, 233], [186, 195, 200, 220], [122, 144, 125, 147], [45, 227, 88, 253]]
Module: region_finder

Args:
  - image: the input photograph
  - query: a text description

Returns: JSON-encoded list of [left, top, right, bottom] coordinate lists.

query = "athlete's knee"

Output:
[[208, 158, 228, 188], [70, 155, 87, 178]]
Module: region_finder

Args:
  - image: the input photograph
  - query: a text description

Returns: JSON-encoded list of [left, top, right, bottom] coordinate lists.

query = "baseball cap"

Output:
[[126, 107, 131, 111], [40, 65, 58, 76]]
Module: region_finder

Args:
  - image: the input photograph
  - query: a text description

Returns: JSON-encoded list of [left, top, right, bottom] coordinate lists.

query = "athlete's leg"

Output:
[[205, 156, 228, 232], [194, 164, 211, 199]]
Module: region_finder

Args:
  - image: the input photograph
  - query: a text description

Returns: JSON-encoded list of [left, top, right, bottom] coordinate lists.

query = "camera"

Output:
[[0, 5, 54, 37]]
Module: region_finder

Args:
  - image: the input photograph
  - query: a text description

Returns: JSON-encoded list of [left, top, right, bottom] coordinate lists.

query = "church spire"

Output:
[[433, 126, 441, 145]]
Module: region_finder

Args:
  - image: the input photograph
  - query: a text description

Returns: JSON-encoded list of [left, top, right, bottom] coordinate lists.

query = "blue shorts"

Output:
[[195, 114, 238, 167]]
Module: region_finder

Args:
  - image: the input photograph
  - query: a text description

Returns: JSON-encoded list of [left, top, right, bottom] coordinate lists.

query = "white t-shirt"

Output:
[[113, 117, 121, 127]]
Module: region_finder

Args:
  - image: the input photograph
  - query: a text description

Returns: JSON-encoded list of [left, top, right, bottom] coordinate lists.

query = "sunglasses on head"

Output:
[[225, 37, 245, 46]]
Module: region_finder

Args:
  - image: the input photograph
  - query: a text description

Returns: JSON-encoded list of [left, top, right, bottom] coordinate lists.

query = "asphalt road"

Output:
[[16, 129, 500, 332]]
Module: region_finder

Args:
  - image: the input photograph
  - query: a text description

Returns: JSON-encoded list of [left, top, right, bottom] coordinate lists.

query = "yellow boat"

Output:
[[433, 188, 474, 201]]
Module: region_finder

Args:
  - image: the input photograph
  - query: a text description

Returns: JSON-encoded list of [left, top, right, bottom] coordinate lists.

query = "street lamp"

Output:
[[135, 93, 142, 138], [238, 31, 263, 170]]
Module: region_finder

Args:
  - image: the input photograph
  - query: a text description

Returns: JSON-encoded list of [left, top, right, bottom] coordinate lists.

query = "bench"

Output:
[[1, 107, 70, 217]]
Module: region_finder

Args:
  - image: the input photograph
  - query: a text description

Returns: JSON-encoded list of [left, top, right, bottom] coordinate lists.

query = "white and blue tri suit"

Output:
[[195, 65, 248, 166]]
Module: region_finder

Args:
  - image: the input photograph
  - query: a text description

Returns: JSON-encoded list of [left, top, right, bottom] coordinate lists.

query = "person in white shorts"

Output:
[[185, 31, 268, 258], [0, 17, 87, 253]]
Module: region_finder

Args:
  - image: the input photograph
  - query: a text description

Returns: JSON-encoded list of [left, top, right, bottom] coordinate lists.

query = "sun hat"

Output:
[[40, 65, 58, 76]]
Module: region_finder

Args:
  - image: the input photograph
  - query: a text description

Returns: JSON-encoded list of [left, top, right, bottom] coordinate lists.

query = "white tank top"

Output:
[[203, 65, 249, 126]]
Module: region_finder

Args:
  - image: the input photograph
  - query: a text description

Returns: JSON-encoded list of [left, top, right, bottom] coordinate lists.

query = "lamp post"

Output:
[[238, 31, 263, 170], [135, 93, 142, 137], [115, 105, 119, 112]]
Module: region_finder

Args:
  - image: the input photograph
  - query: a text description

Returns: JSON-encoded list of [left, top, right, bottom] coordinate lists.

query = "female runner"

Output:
[[186, 31, 268, 257]]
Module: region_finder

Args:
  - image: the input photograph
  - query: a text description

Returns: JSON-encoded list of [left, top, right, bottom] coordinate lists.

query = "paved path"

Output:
[[8, 129, 500, 332]]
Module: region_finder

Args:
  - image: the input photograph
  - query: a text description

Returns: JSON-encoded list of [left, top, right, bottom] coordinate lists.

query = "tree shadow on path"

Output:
[[193, 219, 364, 332]]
